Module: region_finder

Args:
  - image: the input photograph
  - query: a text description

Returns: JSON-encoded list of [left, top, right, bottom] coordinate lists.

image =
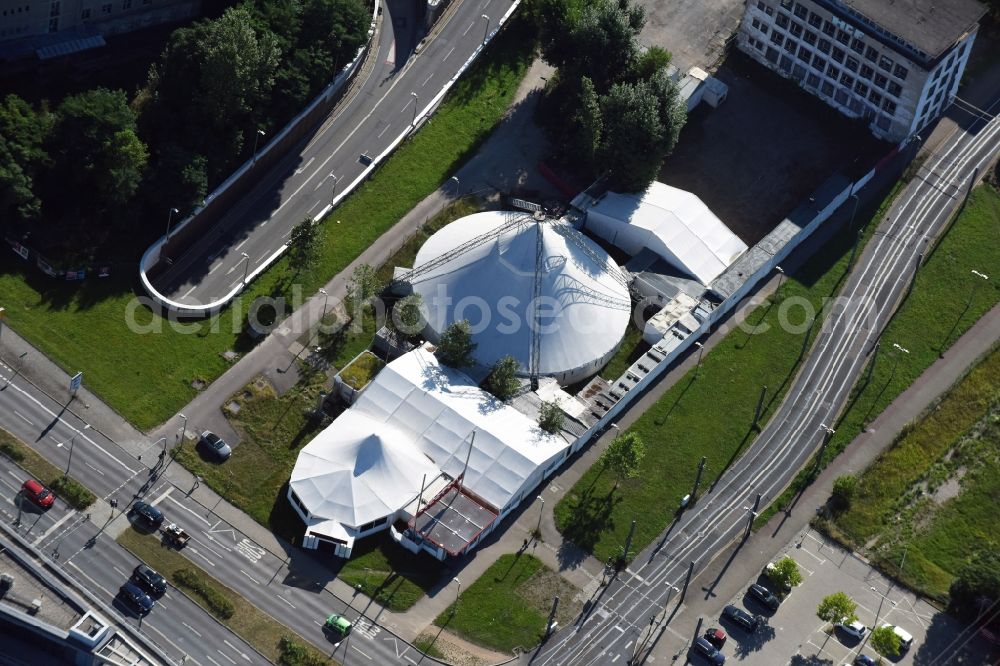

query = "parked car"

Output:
[[324, 613, 352, 643], [722, 604, 760, 632], [131, 501, 164, 529], [690, 636, 725, 664], [854, 655, 877, 666], [132, 564, 167, 596], [119, 582, 154, 615], [21, 479, 55, 509], [746, 583, 780, 610], [835, 619, 867, 640], [704, 627, 727, 649], [198, 431, 232, 462], [880, 623, 914, 651]]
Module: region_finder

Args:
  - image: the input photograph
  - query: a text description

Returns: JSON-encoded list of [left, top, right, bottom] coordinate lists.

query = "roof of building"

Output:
[[842, 0, 986, 58], [586, 182, 748, 285], [408, 211, 631, 379]]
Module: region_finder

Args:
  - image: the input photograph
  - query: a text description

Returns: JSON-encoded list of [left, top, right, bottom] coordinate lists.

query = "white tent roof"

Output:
[[354, 348, 567, 511], [409, 212, 630, 380], [586, 182, 747, 284], [289, 410, 441, 527]]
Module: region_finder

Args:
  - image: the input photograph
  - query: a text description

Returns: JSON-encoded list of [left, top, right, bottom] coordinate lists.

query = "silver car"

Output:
[[198, 431, 232, 461]]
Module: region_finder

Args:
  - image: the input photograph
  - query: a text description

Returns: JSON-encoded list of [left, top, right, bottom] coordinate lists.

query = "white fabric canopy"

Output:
[[586, 181, 747, 285], [290, 410, 440, 527]]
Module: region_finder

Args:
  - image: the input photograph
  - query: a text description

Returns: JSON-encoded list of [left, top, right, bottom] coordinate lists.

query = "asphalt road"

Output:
[[0, 359, 441, 665], [153, 0, 517, 306], [525, 100, 1000, 665]]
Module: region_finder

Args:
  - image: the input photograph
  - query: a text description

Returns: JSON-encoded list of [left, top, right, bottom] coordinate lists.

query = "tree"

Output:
[[816, 591, 857, 625], [830, 475, 858, 511], [287, 217, 319, 273], [487, 355, 521, 400], [545, 0, 641, 93], [766, 556, 803, 593], [538, 399, 565, 434], [391, 293, 426, 340], [436, 320, 477, 368], [600, 431, 645, 488], [570, 77, 603, 170], [949, 550, 1000, 620], [0, 95, 51, 225], [598, 80, 665, 192], [345, 263, 380, 317], [870, 624, 901, 658]]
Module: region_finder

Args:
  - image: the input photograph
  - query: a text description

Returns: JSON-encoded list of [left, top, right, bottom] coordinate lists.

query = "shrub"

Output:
[[486, 355, 520, 400], [538, 400, 565, 434], [278, 636, 329, 666], [830, 474, 858, 511], [870, 624, 902, 657], [48, 475, 96, 510], [0, 440, 25, 462], [173, 568, 235, 619]]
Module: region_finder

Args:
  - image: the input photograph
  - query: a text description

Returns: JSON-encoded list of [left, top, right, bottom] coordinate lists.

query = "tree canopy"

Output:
[[766, 556, 803, 593], [870, 624, 901, 657], [600, 431, 645, 488], [949, 549, 1000, 620], [287, 217, 319, 273], [538, 399, 565, 434], [0, 95, 51, 224], [436, 320, 477, 368], [816, 591, 858, 624], [487, 355, 521, 400]]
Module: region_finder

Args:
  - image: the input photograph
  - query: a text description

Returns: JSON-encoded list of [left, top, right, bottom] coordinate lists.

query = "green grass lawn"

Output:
[[820, 347, 1000, 601], [0, 18, 534, 431], [555, 183, 1000, 564], [118, 527, 337, 664], [432, 553, 581, 653], [759, 183, 1000, 526]]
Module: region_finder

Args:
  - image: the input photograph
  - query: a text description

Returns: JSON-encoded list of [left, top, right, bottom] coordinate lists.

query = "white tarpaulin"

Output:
[[586, 181, 747, 285]]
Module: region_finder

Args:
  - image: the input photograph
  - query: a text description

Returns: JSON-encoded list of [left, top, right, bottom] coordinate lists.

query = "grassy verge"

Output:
[[334, 532, 443, 612], [0, 428, 95, 510], [0, 18, 535, 430], [818, 347, 1000, 601], [555, 180, 1000, 564], [432, 553, 581, 654], [118, 527, 337, 664], [757, 184, 1000, 527]]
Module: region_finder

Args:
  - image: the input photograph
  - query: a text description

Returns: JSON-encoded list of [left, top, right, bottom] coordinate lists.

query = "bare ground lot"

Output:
[[636, 0, 745, 73], [660, 51, 890, 246]]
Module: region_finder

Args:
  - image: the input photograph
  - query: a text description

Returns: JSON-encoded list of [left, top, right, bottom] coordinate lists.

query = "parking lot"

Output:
[[686, 528, 997, 666]]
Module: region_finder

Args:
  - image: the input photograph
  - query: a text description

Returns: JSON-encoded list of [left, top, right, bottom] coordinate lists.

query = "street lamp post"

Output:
[[410, 92, 419, 126], [694, 341, 704, 375], [240, 252, 251, 285], [252, 129, 265, 164], [65, 424, 91, 475], [452, 577, 461, 613], [968, 269, 989, 307], [318, 288, 330, 320], [165, 207, 180, 239], [775, 265, 785, 294], [481, 14, 490, 43], [178, 412, 188, 445], [330, 173, 340, 203], [450, 176, 460, 195], [890, 342, 910, 379], [535, 495, 545, 536]]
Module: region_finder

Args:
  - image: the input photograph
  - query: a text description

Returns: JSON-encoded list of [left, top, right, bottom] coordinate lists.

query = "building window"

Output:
[[887, 81, 902, 97], [49, 1, 59, 17], [798, 44, 811, 61], [864, 45, 878, 62], [790, 21, 802, 37], [860, 64, 874, 80], [803, 30, 816, 45], [849, 98, 864, 114], [812, 55, 826, 72], [807, 11, 822, 28], [793, 2, 807, 19], [785, 38, 798, 54], [831, 47, 845, 63], [854, 81, 869, 96], [821, 80, 835, 97], [835, 29, 850, 46], [818, 38, 831, 54], [752, 17, 768, 34], [748, 36, 764, 51], [845, 56, 859, 72], [869, 89, 883, 106], [893, 63, 909, 80], [840, 71, 854, 87], [48, 16, 57, 30], [879, 55, 893, 71], [826, 62, 839, 78], [101, 2, 110, 12], [766, 46, 779, 63], [776, 12, 789, 28], [822, 20, 835, 37], [770, 31, 784, 46], [882, 99, 897, 115], [873, 73, 888, 89], [793, 63, 807, 80], [806, 72, 821, 88], [780, 54, 793, 72], [81, 6, 89, 17], [835, 88, 849, 106], [850, 37, 865, 54], [780, 0, 792, 8]]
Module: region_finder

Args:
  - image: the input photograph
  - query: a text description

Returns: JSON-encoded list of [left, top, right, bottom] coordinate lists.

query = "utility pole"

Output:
[[692, 456, 706, 499], [752, 385, 768, 430], [681, 561, 694, 601]]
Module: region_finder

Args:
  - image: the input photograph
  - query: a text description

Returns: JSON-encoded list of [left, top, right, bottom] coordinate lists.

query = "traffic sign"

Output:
[[70, 372, 83, 395]]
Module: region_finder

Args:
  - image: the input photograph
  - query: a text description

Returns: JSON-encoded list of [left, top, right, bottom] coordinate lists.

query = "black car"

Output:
[[704, 627, 727, 649], [690, 636, 726, 665], [119, 582, 154, 615], [198, 431, 232, 462], [722, 604, 760, 632], [132, 564, 167, 596], [746, 583, 780, 610], [131, 501, 164, 529]]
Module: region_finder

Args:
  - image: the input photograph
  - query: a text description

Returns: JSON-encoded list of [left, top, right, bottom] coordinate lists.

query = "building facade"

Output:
[[737, 0, 986, 142]]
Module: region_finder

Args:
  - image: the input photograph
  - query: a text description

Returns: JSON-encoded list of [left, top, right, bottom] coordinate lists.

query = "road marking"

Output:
[[377, 123, 391, 138], [443, 46, 455, 61], [84, 461, 105, 475], [223, 639, 251, 662], [234, 238, 248, 251], [351, 645, 372, 660], [67, 561, 114, 597], [463, 21, 474, 36], [207, 262, 222, 275], [308, 201, 322, 215], [610, 654, 621, 663], [182, 621, 203, 638], [241, 569, 261, 585], [276, 594, 295, 609], [205, 656, 221, 666], [217, 649, 237, 665], [235, 538, 265, 563], [182, 286, 198, 299], [13, 410, 33, 425], [144, 622, 207, 666], [33, 511, 75, 546], [294, 156, 315, 174], [165, 495, 211, 526], [187, 547, 216, 568], [112, 565, 127, 577], [422, 73, 433, 87]]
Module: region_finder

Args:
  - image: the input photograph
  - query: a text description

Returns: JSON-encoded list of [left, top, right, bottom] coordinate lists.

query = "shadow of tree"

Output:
[[556, 485, 622, 556]]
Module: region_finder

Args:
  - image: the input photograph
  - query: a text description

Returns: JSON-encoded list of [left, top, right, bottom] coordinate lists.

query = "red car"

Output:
[[22, 479, 55, 509]]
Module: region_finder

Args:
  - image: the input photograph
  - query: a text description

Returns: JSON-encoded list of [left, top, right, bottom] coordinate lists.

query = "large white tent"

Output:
[[585, 182, 747, 285], [408, 211, 631, 385]]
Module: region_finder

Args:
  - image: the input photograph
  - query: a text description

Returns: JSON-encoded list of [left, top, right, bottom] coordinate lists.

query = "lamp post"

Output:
[[535, 495, 545, 536], [775, 265, 785, 293], [452, 577, 461, 613], [410, 92, 419, 126], [481, 14, 490, 43], [450, 176, 460, 195], [330, 173, 340, 203], [178, 412, 188, 446], [694, 341, 704, 374], [890, 342, 910, 379], [165, 207, 180, 239], [240, 252, 251, 285], [65, 424, 91, 476], [968, 269, 989, 306], [252, 129, 265, 164], [318, 288, 330, 320]]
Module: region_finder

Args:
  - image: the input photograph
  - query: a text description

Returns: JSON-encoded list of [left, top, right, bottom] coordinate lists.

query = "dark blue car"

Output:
[[119, 581, 154, 615]]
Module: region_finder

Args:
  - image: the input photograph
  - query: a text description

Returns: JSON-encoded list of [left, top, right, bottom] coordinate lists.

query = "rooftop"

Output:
[[840, 0, 986, 58]]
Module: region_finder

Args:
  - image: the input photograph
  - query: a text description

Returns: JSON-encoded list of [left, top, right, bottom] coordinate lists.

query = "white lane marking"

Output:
[[112, 565, 127, 577], [294, 156, 315, 174], [67, 561, 115, 597], [206, 655, 221, 666], [13, 410, 33, 426], [187, 547, 217, 568], [422, 73, 434, 87], [182, 621, 203, 638], [463, 21, 474, 36], [223, 639, 250, 661], [165, 494, 212, 526], [276, 594, 295, 609], [234, 238, 248, 251], [207, 262, 222, 275], [241, 569, 261, 585], [308, 201, 322, 215], [84, 461, 105, 476], [352, 645, 372, 660], [182, 286, 198, 299], [378, 123, 391, 138], [217, 650, 237, 665], [144, 622, 206, 666], [443, 46, 456, 61], [33, 511, 76, 546]]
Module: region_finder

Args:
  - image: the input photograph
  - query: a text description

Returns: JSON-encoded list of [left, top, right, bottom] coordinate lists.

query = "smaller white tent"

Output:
[[289, 410, 440, 528], [585, 181, 747, 285]]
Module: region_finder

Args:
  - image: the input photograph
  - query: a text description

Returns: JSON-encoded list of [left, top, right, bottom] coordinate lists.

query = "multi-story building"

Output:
[[0, 0, 198, 60], [737, 0, 987, 142]]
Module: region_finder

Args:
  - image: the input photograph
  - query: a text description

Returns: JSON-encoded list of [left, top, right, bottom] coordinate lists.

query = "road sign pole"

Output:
[[692, 456, 706, 499]]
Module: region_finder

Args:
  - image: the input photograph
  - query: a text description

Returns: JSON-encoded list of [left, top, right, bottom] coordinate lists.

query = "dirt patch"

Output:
[[930, 468, 967, 504], [416, 629, 509, 666], [515, 567, 584, 628]]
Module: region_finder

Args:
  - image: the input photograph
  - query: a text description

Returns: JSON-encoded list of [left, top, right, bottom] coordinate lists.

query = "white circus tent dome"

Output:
[[407, 211, 631, 384]]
